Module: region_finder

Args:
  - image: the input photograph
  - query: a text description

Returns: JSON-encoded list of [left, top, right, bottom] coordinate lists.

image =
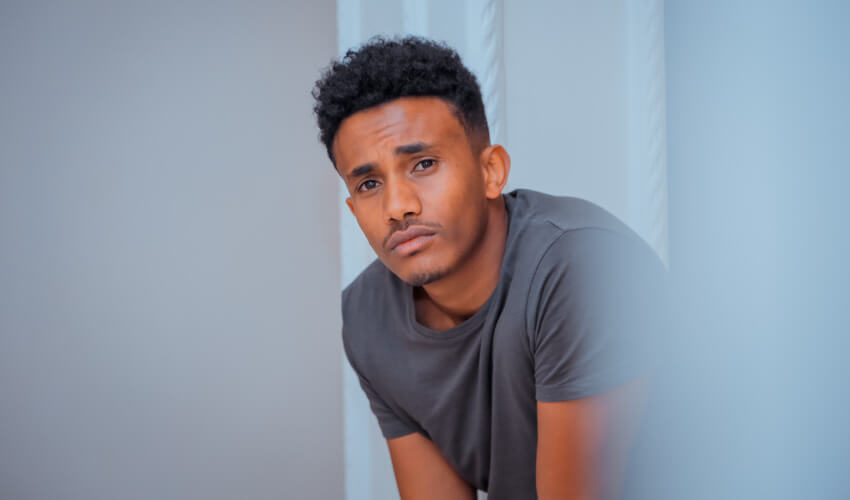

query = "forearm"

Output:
[[389, 432, 478, 500], [397, 476, 476, 500]]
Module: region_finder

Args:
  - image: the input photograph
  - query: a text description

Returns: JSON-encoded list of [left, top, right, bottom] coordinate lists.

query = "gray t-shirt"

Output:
[[341, 188, 668, 499]]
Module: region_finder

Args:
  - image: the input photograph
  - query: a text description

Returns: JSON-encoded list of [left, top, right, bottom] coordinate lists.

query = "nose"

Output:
[[383, 177, 421, 223]]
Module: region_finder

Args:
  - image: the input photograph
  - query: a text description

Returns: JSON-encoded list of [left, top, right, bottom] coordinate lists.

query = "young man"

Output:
[[312, 36, 667, 500]]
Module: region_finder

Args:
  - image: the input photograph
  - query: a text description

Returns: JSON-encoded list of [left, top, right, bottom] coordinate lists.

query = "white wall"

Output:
[[504, 0, 668, 261], [504, 1, 629, 214], [0, 2, 342, 499]]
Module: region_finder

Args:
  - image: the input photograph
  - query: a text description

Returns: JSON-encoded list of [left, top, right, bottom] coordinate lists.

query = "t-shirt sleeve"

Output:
[[341, 315, 419, 440], [349, 360, 419, 440], [527, 227, 668, 402]]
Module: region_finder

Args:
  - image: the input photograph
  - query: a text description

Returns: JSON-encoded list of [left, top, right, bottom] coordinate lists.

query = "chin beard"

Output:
[[405, 267, 450, 287]]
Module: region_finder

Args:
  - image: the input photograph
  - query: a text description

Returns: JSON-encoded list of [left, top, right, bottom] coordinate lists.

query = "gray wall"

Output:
[[0, 2, 342, 499]]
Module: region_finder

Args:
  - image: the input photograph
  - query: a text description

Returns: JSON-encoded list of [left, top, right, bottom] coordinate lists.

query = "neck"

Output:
[[417, 196, 509, 327]]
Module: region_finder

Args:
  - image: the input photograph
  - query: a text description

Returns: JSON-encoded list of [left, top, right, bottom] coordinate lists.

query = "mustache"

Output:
[[383, 218, 442, 248]]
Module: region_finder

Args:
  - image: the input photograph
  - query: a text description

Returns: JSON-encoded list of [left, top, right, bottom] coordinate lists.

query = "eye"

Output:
[[413, 159, 436, 171], [356, 179, 380, 192]]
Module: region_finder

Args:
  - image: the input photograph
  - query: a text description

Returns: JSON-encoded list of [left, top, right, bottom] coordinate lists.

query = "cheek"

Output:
[[426, 165, 481, 209], [424, 173, 483, 232]]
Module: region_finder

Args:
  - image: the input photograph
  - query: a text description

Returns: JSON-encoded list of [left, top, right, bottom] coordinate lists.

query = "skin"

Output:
[[332, 95, 647, 499], [535, 377, 650, 500], [333, 96, 510, 329]]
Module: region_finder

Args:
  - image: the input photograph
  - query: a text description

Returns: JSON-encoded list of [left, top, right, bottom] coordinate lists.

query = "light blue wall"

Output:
[[639, 2, 850, 499]]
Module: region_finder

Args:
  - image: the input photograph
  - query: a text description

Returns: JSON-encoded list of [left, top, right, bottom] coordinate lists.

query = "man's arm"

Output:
[[536, 376, 649, 500], [387, 432, 477, 500]]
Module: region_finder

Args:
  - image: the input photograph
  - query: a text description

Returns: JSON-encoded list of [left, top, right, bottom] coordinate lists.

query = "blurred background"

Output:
[[1, 1, 847, 499]]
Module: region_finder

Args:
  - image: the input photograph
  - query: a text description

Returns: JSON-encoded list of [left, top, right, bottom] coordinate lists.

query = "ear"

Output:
[[479, 145, 511, 200], [345, 197, 355, 216]]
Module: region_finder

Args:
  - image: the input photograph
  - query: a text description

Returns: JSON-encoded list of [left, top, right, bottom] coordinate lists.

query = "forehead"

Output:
[[333, 97, 466, 172]]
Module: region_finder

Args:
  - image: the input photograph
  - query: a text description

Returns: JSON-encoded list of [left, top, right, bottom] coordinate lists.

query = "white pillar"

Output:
[[465, 0, 508, 150], [626, 0, 669, 265]]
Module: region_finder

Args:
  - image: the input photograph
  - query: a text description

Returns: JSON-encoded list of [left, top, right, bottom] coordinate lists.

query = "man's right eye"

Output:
[[357, 179, 380, 192]]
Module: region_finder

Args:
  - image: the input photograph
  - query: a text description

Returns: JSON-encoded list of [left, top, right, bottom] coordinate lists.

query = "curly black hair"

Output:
[[312, 35, 489, 166]]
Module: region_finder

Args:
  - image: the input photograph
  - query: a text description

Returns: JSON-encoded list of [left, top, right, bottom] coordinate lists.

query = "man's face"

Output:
[[333, 96, 490, 286]]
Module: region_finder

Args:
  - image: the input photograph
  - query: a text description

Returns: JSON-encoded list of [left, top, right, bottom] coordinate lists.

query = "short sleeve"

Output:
[[341, 319, 419, 440], [527, 228, 668, 402], [351, 363, 419, 439]]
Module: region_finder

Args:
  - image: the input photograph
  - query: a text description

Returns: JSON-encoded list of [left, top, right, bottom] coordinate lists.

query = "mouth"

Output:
[[392, 233, 436, 256], [387, 225, 438, 256]]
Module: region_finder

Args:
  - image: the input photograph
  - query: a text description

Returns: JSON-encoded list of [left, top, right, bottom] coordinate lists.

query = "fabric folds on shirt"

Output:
[[341, 188, 669, 499]]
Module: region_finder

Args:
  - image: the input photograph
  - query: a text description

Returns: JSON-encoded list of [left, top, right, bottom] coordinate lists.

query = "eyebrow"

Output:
[[345, 142, 434, 182], [347, 163, 375, 181], [394, 142, 431, 155]]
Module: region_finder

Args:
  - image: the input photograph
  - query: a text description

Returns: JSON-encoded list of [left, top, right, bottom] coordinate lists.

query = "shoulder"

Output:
[[505, 189, 665, 283], [341, 258, 391, 317], [518, 207, 670, 393], [506, 188, 639, 237], [340, 258, 403, 362], [541, 227, 663, 275], [510, 191, 668, 338]]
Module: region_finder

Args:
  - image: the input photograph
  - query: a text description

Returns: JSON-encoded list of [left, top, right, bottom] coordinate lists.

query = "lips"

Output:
[[387, 225, 437, 252]]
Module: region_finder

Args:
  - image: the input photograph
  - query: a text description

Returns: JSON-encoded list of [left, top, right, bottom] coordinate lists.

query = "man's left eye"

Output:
[[414, 159, 435, 171]]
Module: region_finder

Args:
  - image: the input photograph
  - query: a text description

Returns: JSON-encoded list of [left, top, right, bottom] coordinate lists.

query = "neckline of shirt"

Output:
[[403, 192, 516, 341]]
